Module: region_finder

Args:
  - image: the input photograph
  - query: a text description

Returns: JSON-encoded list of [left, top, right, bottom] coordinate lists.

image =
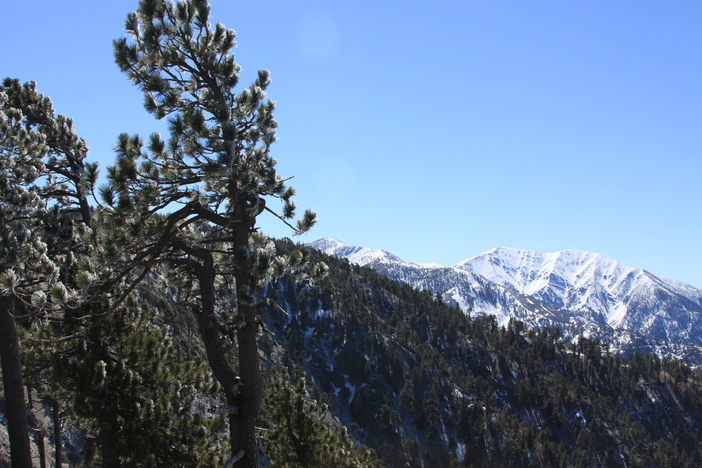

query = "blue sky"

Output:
[[3, 1, 701, 287]]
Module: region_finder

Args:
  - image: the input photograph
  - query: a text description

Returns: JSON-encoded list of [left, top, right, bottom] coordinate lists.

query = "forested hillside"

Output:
[[263, 240, 702, 467]]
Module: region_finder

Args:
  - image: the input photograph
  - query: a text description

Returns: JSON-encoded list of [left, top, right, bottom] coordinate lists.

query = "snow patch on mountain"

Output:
[[311, 238, 412, 268], [309, 238, 702, 365]]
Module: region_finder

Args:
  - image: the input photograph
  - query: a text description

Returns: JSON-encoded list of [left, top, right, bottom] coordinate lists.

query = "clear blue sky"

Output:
[[3, 1, 701, 287]]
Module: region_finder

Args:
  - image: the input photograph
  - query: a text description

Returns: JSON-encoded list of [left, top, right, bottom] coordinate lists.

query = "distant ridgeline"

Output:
[[311, 238, 702, 368]]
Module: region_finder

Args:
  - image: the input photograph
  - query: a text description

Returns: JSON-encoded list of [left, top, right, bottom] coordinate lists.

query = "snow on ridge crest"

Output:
[[308, 238, 702, 365], [311, 240, 700, 303], [456, 246, 645, 294], [309, 238, 410, 267]]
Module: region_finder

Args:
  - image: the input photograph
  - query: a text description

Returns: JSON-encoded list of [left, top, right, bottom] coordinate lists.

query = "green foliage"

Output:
[[262, 368, 379, 468], [105, 0, 324, 316], [54, 298, 224, 467], [0, 78, 80, 308]]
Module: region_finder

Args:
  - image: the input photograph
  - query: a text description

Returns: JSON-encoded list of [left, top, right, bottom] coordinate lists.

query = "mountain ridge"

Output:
[[309, 238, 702, 365]]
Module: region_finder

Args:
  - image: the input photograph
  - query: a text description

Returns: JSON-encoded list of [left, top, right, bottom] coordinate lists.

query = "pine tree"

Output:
[[0, 80, 83, 468], [262, 369, 379, 468], [55, 298, 224, 467], [1, 77, 103, 468], [109, 1, 324, 465]]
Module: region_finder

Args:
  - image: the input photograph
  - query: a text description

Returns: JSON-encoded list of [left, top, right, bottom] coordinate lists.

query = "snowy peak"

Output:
[[458, 247, 702, 331], [456, 246, 702, 317], [309, 238, 409, 267], [457, 247, 639, 295], [309, 238, 702, 365]]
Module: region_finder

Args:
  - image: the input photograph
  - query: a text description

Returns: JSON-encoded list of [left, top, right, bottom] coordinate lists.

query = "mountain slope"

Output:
[[460, 247, 702, 341], [270, 240, 702, 466], [310, 238, 702, 364]]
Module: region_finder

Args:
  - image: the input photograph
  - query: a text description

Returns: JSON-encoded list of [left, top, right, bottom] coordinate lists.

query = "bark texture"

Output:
[[230, 205, 262, 468], [51, 398, 62, 468], [0, 294, 33, 468]]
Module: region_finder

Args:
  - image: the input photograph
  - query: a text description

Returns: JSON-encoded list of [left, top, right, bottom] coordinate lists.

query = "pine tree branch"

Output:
[[263, 206, 298, 233]]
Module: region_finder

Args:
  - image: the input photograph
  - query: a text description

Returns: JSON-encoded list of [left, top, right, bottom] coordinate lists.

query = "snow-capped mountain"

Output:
[[310, 238, 702, 364]]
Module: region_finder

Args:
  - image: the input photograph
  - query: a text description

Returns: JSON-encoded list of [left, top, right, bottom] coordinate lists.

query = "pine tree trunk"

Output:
[[177, 241, 240, 463], [230, 204, 261, 468], [0, 294, 33, 468], [34, 431, 46, 468], [174, 206, 263, 467], [27, 387, 47, 468], [99, 416, 122, 468], [232, 310, 262, 468], [51, 398, 62, 468]]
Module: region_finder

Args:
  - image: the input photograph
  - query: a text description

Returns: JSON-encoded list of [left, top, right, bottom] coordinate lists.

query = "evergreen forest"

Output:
[[2, 1, 702, 467]]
